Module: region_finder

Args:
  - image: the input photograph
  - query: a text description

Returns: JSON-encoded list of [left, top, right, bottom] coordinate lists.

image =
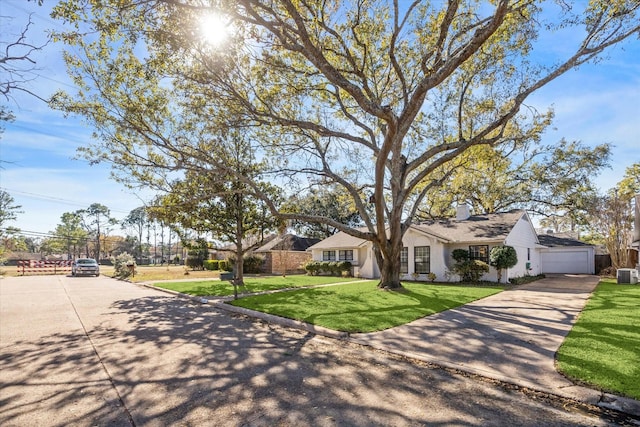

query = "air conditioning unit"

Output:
[[617, 268, 639, 284]]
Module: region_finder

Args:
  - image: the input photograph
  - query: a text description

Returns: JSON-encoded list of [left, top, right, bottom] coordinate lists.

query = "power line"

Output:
[[0, 187, 142, 214], [1, 227, 89, 241]]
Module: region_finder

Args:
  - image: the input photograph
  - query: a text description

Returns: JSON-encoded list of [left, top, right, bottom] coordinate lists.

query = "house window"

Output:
[[339, 250, 353, 261], [322, 250, 336, 261], [400, 247, 408, 274], [414, 246, 430, 274], [469, 245, 489, 263]]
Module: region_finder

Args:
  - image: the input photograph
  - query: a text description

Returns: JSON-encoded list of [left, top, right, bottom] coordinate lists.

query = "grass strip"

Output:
[[557, 279, 640, 400], [153, 275, 359, 297], [230, 281, 502, 333]]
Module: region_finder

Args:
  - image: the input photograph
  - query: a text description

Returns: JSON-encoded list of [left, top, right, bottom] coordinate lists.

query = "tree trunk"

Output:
[[234, 192, 245, 287], [376, 233, 404, 290], [378, 255, 402, 289], [234, 248, 245, 286]]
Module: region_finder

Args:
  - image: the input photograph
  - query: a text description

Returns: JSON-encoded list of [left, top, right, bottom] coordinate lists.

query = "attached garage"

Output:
[[538, 234, 595, 275]]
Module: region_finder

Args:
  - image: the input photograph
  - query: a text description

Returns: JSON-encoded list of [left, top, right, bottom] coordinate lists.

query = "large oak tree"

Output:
[[51, 0, 639, 288]]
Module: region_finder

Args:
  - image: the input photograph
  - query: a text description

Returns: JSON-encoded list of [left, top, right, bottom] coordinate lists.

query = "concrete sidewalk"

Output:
[[347, 274, 640, 415]]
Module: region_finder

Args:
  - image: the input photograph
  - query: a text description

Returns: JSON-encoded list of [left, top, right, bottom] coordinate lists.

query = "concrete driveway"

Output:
[[0, 274, 634, 426], [351, 275, 603, 401]]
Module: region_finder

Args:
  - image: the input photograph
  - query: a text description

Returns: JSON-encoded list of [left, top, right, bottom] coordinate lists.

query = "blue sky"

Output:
[[1, 0, 639, 236]]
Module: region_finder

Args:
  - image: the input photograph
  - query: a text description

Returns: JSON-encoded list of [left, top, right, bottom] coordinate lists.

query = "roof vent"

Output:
[[456, 204, 471, 221]]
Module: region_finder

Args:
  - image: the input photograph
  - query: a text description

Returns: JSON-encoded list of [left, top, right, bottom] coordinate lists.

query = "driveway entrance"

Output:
[[351, 274, 601, 401]]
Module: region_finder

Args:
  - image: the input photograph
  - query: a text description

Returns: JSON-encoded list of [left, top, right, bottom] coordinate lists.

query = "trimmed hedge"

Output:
[[218, 260, 231, 272], [304, 260, 352, 276], [203, 259, 219, 271], [227, 254, 264, 274]]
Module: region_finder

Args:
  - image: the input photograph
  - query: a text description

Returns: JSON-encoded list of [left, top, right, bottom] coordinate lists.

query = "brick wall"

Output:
[[262, 251, 312, 274]]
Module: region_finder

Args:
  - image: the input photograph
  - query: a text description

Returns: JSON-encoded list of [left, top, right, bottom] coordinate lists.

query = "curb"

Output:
[[213, 301, 349, 340]]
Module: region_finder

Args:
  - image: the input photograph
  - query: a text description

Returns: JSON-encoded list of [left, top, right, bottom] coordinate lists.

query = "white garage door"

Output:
[[541, 250, 591, 274]]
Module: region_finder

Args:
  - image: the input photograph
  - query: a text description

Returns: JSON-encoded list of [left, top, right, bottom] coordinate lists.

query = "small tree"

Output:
[[185, 239, 209, 270], [489, 246, 518, 283]]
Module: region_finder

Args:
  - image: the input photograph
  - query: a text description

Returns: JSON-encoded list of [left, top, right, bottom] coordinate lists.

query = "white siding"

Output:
[[504, 214, 541, 280], [310, 244, 377, 278], [359, 245, 377, 278], [399, 228, 448, 281]]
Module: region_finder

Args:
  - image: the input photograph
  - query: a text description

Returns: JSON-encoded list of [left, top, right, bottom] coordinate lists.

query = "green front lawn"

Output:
[[557, 279, 640, 400], [230, 281, 502, 333], [153, 275, 359, 297]]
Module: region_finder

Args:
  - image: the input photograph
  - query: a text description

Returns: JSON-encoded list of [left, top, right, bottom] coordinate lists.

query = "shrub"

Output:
[[451, 249, 489, 282], [186, 255, 204, 270], [203, 259, 219, 271], [599, 266, 616, 277], [219, 260, 231, 272], [452, 249, 470, 263], [328, 261, 340, 275], [242, 254, 265, 274], [304, 261, 322, 275], [228, 254, 265, 274], [452, 259, 489, 283], [304, 260, 352, 276], [112, 252, 136, 279], [338, 261, 352, 276]]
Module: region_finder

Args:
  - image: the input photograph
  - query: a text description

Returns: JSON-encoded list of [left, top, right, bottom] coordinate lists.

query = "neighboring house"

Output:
[[308, 206, 543, 283], [210, 233, 279, 260], [255, 234, 321, 274], [538, 232, 596, 275]]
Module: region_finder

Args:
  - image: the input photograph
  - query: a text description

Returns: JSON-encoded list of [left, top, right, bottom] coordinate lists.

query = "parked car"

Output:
[[72, 258, 100, 277]]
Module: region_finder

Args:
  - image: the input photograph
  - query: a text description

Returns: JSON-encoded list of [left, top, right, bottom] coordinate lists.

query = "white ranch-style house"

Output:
[[308, 206, 594, 283]]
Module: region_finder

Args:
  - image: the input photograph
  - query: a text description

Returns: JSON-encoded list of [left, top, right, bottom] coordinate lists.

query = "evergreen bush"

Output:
[[451, 249, 489, 282], [218, 260, 231, 271], [489, 246, 518, 282], [203, 259, 219, 271], [304, 260, 352, 276]]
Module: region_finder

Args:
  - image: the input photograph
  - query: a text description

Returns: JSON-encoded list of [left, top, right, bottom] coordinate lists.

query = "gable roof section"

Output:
[[307, 230, 370, 250], [255, 234, 321, 252], [537, 233, 593, 247], [414, 210, 526, 244]]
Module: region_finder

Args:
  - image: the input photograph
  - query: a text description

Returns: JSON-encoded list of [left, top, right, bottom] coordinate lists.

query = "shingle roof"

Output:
[[414, 210, 526, 243], [255, 234, 321, 252], [308, 210, 529, 249], [537, 233, 592, 247], [307, 229, 371, 250]]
